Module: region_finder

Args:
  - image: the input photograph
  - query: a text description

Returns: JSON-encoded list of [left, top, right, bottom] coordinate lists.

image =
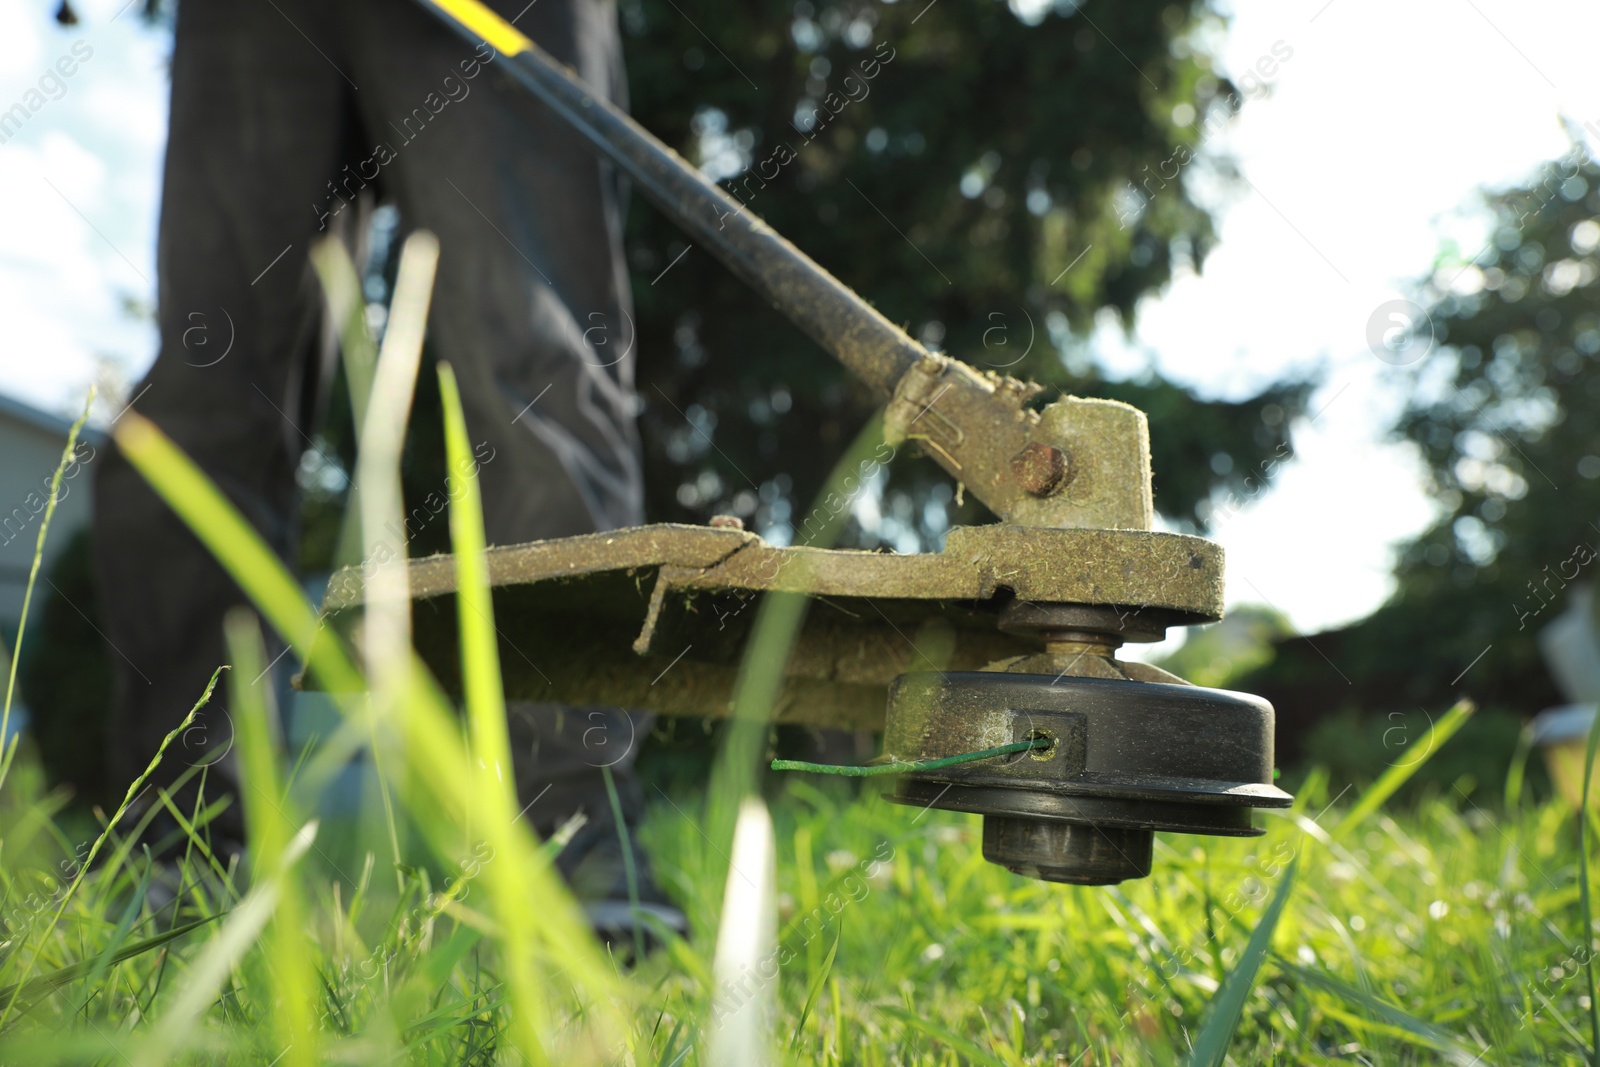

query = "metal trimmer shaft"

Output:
[[421, 0, 925, 399]]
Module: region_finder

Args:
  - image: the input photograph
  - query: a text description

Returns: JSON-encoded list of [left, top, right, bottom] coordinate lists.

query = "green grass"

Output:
[[642, 775, 1576, 1065], [2, 238, 1595, 1063], [2, 752, 1595, 1063]]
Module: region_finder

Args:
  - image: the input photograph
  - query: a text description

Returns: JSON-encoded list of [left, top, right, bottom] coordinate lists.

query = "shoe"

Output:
[[555, 820, 688, 956]]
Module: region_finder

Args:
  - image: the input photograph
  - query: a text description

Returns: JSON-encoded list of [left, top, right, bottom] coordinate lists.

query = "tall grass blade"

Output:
[[75, 855, 152, 1006], [0, 915, 219, 1007], [115, 401, 627, 1059], [438, 358, 561, 1057], [876, 1005, 1011, 1067], [1186, 857, 1298, 1067], [357, 232, 439, 883], [357, 230, 437, 681], [0, 389, 92, 790], [308, 237, 378, 570], [658, 1018, 691, 1067], [113, 414, 372, 800], [1504, 723, 1534, 809], [113, 226, 638, 1061], [708, 797, 777, 1067], [603, 763, 646, 961], [703, 415, 890, 893], [436, 361, 509, 820], [789, 923, 839, 1051], [1333, 698, 1473, 837], [112, 417, 362, 691], [309, 238, 378, 437], [401, 992, 508, 1047], [1194, 697, 1476, 1063], [225, 610, 319, 1067]]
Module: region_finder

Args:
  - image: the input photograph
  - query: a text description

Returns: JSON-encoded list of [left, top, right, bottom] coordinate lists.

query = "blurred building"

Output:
[[0, 393, 98, 631], [0, 392, 99, 749]]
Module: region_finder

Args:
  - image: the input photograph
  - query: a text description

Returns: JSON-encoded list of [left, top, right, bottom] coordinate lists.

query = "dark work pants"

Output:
[[94, 0, 646, 845]]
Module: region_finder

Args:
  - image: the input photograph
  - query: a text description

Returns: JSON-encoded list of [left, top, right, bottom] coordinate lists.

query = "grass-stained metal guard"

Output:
[[771, 736, 1053, 777], [306, 522, 1225, 730]]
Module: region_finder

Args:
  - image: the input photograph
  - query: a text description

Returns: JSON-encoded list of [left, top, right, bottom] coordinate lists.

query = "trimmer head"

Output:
[[884, 671, 1290, 885]]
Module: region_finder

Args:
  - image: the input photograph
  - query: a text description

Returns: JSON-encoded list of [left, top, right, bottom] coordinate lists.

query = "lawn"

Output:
[[1, 248, 1591, 1065], [0, 746, 1591, 1064]]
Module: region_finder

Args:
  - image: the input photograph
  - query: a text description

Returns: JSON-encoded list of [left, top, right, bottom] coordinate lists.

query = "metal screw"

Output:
[[1010, 442, 1069, 496]]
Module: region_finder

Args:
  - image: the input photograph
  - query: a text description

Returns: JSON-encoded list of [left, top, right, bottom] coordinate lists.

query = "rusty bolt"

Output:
[[1010, 442, 1069, 496], [708, 514, 745, 530]]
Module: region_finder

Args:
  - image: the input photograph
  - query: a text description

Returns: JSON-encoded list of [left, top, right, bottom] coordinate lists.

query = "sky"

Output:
[[0, 1, 165, 420], [0, 0, 1597, 643], [1115, 0, 1600, 650]]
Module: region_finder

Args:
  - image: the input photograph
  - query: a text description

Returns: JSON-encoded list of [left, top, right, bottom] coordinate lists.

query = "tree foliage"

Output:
[[1386, 149, 1600, 708], [1245, 147, 1600, 727]]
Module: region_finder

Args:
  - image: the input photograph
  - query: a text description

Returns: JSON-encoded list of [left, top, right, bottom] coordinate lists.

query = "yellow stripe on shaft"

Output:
[[427, 0, 531, 55]]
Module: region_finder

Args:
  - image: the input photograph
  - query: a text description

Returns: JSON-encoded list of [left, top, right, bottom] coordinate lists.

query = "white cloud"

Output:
[[39, 129, 108, 203], [0, 6, 46, 89], [79, 70, 165, 148]]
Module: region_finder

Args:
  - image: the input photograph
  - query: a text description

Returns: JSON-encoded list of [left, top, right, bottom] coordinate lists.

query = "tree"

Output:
[[1385, 146, 1600, 709], [1240, 145, 1600, 751]]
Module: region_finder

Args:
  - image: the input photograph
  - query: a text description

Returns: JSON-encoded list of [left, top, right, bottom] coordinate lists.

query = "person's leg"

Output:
[[95, 0, 355, 838], [344, 0, 661, 929], [503, 701, 645, 869], [350, 0, 641, 543]]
